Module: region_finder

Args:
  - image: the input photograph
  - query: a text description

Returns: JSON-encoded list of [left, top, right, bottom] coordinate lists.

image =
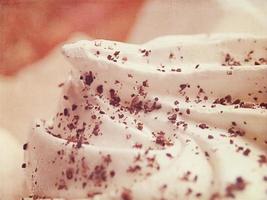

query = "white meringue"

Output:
[[25, 34, 267, 200]]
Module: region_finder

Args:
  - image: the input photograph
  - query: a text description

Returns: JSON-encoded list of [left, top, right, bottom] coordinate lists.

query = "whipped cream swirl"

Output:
[[24, 34, 267, 200]]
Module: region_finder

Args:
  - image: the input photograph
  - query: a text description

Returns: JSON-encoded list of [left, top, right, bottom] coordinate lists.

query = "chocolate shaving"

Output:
[[225, 177, 246, 198], [23, 143, 28, 150], [109, 89, 121, 107], [121, 188, 132, 200], [84, 71, 94, 86], [198, 123, 209, 129], [96, 85, 103, 94]]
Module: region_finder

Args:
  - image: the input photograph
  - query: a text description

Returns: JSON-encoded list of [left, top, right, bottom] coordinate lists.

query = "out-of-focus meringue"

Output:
[[0, 127, 26, 200]]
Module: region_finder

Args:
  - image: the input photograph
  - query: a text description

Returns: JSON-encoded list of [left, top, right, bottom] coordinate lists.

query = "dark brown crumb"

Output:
[[166, 153, 173, 158], [133, 143, 142, 149], [186, 109, 190, 114], [258, 155, 267, 166], [66, 168, 74, 179], [199, 123, 209, 129], [225, 177, 246, 198], [179, 84, 188, 91], [168, 113, 177, 122], [109, 89, 121, 107], [127, 165, 141, 173], [243, 148, 251, 156], [58, 82, 64, 87], [137, 122, 143, 130], [121, 188, 132, 200], [208, 135, 214, 139], [57, 179, 68, 190], [71, 104, 78, 111], [87, 192, 102, 198], [92, 124, 100, 136], [84, 71, 94, 86], [63, 108, 69, 116], [96, 85, 103, 94], [110, 170, 116, 177], [222, 53, 241, 66], [23, 143, 28, 150], [142, 80, 149, 87], [154, 131, 173, 147]]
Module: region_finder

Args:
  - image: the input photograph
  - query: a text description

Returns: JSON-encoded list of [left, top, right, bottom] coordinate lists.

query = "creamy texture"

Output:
[[25, 34, 267, 200]]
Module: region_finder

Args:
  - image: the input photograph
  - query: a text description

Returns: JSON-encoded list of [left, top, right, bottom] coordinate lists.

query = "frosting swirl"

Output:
[[25, 34, 267, 200]]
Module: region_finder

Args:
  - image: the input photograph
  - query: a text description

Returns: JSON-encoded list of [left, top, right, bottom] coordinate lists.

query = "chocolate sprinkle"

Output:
[[84, 71, 94, 86]]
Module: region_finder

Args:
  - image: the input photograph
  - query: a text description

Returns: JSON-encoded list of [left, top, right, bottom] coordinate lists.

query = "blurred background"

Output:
[[0, 0, 144, 75], [0, 0, 267, 199]]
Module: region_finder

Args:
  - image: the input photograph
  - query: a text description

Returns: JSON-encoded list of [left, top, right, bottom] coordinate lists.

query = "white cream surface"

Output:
[[25, 34, 267, 200]]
